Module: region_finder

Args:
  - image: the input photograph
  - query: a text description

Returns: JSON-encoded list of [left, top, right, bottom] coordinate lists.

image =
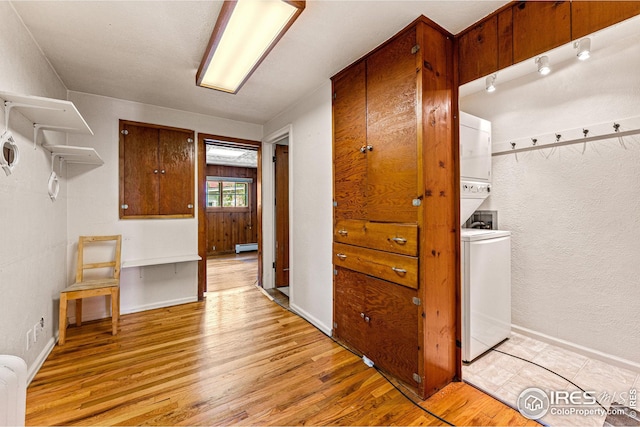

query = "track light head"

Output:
[[536, 55, 551, 76], [485, 74, 497, 93], [574, 38, 591, 61]]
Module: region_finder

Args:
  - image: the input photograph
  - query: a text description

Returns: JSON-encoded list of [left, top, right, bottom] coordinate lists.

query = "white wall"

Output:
[[66, 91, 262, 320], [0, 2, 69, 380], [461, 24, 640, 365], [263, 82, 333, 335]]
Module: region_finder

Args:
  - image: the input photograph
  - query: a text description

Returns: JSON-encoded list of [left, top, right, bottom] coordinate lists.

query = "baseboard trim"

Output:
[[27, 336, 56, 385], [512, 324, 640, 372], [289, 302, 332, 337], [121, 297, 199, 315]]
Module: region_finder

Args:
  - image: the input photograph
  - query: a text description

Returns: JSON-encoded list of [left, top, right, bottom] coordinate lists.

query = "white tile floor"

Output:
[[463, 332, 640, 426]]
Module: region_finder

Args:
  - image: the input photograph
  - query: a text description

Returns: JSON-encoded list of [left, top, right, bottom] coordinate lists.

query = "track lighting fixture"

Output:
[[485, 74, 497, 93], [536, 55, 551, 76], [574, 38, 591, 61]]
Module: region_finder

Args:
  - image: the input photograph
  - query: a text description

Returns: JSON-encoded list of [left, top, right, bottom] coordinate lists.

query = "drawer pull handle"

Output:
[[338, 229, 348, 236], [360, 313, 370, 323], [391, 237, 407, 244], [392, 267, 407, 274], [336, 253, 347, 260]]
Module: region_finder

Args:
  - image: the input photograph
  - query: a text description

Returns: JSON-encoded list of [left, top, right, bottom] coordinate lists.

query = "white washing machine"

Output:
[[461, 228, 511, 362]]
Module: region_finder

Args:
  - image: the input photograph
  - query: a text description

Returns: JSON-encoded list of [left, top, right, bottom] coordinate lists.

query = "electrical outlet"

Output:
[[212, 245, 216, 251], [40, 317, 44, 328], [26, 330, 32, 351], [33, 322, 40, 343]]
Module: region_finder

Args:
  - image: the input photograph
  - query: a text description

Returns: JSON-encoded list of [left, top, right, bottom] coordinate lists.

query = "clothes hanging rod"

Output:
[[493, 128, 640, 156]]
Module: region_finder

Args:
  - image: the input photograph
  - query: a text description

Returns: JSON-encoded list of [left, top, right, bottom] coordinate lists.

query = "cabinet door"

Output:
[[332, 61, 367, 221], [572, 1, 640, 40], [365, 274, 420, 388], [121, 123, 160, 216], [366, 27, 419, 223], [458, 16, 498, 85], [333, 267, 367, 354], [512, 1, 571, 64], [158, 129, 194, 215]]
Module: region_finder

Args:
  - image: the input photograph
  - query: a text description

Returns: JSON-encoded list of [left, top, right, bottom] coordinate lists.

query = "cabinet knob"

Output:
[[187, 204, 194, 209], [392, 267, 407, 275], [360, 146, 367, 153], [154, 169, 158, 174], [338, 229, 348, 236], [161, 170, 166, 174], [366, 145, 373, 151], [360, 312, 370, 323], [336, 253, 347, 260], [391, 237, 407, 244]]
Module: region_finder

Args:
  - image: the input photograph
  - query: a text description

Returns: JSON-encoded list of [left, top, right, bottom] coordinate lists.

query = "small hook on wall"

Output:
[[583, 129, 589, 138], [531, 138, 537, 146], [555, 134, 562, 142]]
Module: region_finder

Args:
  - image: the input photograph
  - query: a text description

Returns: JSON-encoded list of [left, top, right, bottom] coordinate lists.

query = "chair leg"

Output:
[[76, 299, 83, 327], [111, 287, 119, 336], [59, 293, 67, 345]]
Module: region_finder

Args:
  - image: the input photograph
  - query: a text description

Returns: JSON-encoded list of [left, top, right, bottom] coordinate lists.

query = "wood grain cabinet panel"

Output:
[[512, 1, 571, 64], [120, 120, 195, 219], [334, 220, 419, 256], [366, 27, 419, 223], [333, 242, 419, 289], [572, 1, 640, 40], [457, 17, 498, 85], [334, 268, 419, 387], [332, 61, 367, 221], [497, 8, 514, 69]]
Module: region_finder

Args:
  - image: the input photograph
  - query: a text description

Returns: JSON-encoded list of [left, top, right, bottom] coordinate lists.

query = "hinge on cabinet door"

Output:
[[413, 373, 422, 384], [121, 204, 128, 210], [273, 155, 276, 163], [333, 322, 338, 329], [333, 201, 338, 207], [412, 297, 421, 306], [412, 199, 422, 207], [334, 269, 338, 276], [333, 92, 337, 100], [187, 204, 194, 209], [272, 262, 276, 269], [411, 44, 420, 54], [456, 339, 461, 348], [121, 129, 129, 135], [187, 137, 194, 143]]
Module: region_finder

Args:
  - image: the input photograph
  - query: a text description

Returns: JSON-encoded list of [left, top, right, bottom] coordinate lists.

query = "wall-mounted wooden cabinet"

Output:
[[572, 1, 640, 39], [332, 16, 457, 399], [457, 1, 640, 85], [512, 1, 571, 63], [119, 120, 195, 219]]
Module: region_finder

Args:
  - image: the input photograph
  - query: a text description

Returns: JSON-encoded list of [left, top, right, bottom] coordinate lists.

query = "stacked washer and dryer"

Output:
[[459, 112, 512, 363]]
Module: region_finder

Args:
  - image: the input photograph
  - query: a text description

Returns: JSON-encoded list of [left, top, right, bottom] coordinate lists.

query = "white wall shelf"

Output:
[[0, 91, 93, 147], [122, 255, 202, 278], [42, 144, 104, 166]]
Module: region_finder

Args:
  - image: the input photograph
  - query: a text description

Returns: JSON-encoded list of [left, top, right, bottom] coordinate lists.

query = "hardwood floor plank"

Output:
[[27, 256, 535, 426]]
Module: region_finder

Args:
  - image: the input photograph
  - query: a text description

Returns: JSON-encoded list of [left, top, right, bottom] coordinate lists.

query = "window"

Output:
[[207, 177, 252, 208]]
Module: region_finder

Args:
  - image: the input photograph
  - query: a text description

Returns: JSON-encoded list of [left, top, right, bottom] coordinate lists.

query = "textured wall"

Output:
[[461, 22, 640, 364], [0, 2, 69, 380]]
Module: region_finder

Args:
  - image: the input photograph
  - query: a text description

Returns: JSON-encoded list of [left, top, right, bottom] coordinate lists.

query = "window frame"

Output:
[[206, 176, 252, 212]]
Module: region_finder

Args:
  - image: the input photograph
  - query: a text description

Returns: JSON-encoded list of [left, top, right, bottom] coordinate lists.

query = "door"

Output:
[[275, 144, 289, 287]]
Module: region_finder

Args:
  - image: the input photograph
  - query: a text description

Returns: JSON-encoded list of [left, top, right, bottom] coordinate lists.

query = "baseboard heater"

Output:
[[235, 243, 258, 254], [0, 355, 27, 427]]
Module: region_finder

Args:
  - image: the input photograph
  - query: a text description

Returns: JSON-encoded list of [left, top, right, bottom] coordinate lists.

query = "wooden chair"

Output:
[[58, 235, 122, 345]]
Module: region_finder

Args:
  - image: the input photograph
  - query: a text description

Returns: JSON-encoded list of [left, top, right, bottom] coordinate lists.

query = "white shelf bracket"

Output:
[[4, 101, 67, 148]]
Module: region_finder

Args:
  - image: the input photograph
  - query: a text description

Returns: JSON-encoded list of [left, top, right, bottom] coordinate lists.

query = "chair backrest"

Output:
[[76, 235, 122, 282]]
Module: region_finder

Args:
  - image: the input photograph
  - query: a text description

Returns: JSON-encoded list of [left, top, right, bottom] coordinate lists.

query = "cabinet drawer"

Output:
[[333, 242, 418, 289], [334, 220, 418, 256]]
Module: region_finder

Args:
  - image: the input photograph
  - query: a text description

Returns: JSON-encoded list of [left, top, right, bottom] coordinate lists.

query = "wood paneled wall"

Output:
[[206, 165, 258, 256]]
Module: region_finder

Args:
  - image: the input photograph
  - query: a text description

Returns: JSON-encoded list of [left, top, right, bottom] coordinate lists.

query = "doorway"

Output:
[[197, 134, 261, 298]]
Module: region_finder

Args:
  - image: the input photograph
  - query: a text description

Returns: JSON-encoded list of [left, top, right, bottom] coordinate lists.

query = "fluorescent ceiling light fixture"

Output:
[[574, 38, 591, 61], [207, 147, 245, 158], [485, 74, 497, 93], [536, 55, 551, 76], [196, 0, 305, 94]]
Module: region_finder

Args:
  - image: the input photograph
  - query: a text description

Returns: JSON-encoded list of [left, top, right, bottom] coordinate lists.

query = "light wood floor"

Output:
[[206, 252, 258, 292], [27, 256, 537, 426]]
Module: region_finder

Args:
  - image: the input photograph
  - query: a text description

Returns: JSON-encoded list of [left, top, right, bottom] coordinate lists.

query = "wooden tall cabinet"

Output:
[[331, 16, 458, 399]]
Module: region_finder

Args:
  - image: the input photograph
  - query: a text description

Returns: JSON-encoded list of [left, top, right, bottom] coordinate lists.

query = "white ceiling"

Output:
[[10, 0, 509, 125]]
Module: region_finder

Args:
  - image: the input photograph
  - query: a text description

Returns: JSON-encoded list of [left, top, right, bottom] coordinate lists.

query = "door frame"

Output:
[[262, 125, 293, 293], [197, 133, 262, 299]]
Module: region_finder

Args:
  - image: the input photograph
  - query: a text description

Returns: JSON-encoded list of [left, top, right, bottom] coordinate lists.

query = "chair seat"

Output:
[[62, 278, 119, 293]]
